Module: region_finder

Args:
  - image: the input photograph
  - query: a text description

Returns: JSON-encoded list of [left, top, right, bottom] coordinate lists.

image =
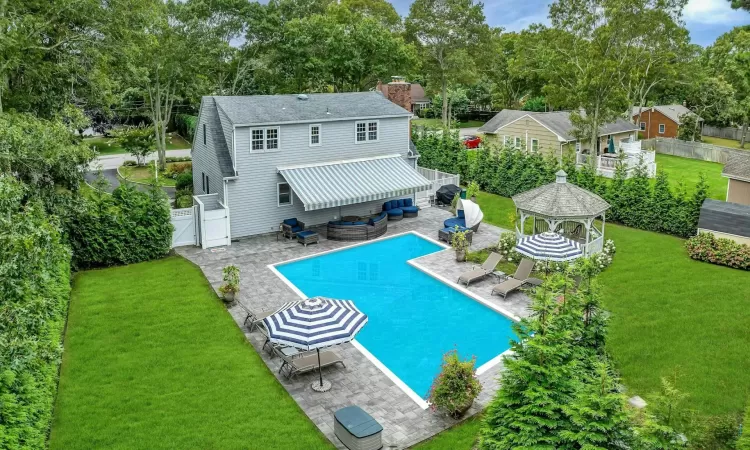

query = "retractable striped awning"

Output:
[[277, 154, 432, 211]]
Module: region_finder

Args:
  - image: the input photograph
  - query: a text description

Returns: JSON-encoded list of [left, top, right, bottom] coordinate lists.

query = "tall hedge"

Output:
[[413, 131, 708, 238], [174, 114, 198, 143], [67, 183, 173, 269], [0, 177, 72, 449]]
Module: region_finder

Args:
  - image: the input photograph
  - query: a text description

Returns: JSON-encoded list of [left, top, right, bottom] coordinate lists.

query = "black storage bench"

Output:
[[334, 406, 383, 450]]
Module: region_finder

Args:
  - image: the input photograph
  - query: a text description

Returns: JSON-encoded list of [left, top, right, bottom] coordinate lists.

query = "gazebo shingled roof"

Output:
[[512, 170, 610, 219]]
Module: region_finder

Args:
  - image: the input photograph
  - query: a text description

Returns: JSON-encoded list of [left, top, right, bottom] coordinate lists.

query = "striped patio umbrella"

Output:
[[263, 296, 368, 392], [515, 231, 583, 262]]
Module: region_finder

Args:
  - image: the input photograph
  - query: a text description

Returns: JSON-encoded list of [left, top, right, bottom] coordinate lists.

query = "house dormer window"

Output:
[[310, 124, 321, 146], [250, 127, 280, 152], [355, 120, 378, 143]]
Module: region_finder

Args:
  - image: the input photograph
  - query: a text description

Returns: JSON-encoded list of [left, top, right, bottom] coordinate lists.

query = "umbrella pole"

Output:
[[317, 348, 323, 387]]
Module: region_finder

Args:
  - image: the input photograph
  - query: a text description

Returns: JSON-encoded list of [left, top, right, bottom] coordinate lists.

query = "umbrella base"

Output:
[[311, 380, 332, 392]]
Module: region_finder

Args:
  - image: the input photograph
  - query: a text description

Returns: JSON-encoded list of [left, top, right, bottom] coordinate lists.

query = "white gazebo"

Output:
[[512, 170, 610, 255]]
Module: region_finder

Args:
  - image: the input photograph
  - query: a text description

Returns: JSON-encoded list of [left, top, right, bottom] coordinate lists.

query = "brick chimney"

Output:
[[384, 76, 412, 112]]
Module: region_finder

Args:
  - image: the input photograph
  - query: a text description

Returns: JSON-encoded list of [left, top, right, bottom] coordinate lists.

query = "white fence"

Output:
[[416, 166, 460, 207], [641, 137, 745, 164], [170, 207, 197, 247], [576, 150, 656, 178], [702, 124, 747, 142]]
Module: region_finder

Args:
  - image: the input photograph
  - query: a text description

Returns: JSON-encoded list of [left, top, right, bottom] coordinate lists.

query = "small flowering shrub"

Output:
[[590, 239, 616, 270], [496, 232, 523, 263], [686, 232, 750, 270], [427, 350, 482, 418]]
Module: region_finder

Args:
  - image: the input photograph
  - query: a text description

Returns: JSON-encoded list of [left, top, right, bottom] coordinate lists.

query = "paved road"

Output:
[[92, 149, 191, 170], [85, 169, 176, 199]]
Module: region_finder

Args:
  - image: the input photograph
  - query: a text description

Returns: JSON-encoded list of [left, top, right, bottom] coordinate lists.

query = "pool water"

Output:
[[275, 233, 515, 399]]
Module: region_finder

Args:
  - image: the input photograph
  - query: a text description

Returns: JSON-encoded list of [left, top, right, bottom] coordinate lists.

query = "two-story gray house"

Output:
[[191, 92, 430, 246]]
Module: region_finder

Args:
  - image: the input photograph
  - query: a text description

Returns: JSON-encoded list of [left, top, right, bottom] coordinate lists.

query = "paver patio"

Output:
[[176, 207, 532, 449]]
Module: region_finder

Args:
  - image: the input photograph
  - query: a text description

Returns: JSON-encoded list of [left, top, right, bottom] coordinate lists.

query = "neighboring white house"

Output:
[[478, 109, 656, 178], [189, 92, 431, 247]]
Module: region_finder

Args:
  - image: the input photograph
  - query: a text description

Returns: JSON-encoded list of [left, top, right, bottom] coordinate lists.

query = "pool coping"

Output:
[[266, 230, 518, 410]]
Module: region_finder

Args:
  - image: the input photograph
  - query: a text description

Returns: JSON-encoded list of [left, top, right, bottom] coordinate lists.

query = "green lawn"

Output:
[[85, 132, 191, 155], [412, 190, 750, 447], [655, 153, 727, 200], [701, 135, 748, 150], [118, 161, 190, 187], [50, 257, 332, 450], [413, 118, 485, 129]]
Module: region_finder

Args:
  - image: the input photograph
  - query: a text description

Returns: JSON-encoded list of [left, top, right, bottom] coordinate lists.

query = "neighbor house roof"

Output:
[[211, 92, 411, 126], [631, 105, 703, 124], [277, 154, 432, 211], [478, 110, 638, 141], [697, 199, 750, 238], [722, 152, 750, 182], [410, 84, 430, 103], [512, 170, 611, 219]]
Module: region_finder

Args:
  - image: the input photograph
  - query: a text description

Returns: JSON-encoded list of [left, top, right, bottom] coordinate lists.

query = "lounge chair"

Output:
[[457, 252, 502, 286], [277, 348, 346, 379], [236, 302, 276, 331], [491, 258, 535, 298]]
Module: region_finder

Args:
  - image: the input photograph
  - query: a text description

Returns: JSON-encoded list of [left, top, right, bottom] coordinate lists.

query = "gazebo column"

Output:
[[584, 218, 593, 255]]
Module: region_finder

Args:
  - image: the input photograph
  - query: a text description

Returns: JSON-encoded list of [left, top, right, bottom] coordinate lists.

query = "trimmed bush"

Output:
[[685, 232, 750, 270], [68, 183, 172, 269], [175, 171, 193, 191], [0, 176, 72, 449]]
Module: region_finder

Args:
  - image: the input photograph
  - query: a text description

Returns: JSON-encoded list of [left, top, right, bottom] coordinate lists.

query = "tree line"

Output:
[[2, 0, 749, 158]]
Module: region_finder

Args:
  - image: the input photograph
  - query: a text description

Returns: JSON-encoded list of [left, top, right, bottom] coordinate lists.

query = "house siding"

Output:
[[727, 178, 750, 206], [228, 117, 413, 237], [632, 109, 679, 139], [191, 98, 226, 204], [496, 118, 562, 155]]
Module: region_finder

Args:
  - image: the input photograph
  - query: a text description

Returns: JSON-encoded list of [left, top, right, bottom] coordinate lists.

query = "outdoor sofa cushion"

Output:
[[457, 210, 465, 219], [401, 206, 418, 214], [283, 218, 299, 226], [444, 217, 466, 228], [404, 198, 414, 207], [383, 201, 393, 211], [387, 208, 403, 217], [297, 230, 317, 238], [396, 199, 405, 208]]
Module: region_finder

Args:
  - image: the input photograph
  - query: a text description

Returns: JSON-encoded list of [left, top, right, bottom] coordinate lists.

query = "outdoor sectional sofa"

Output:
[[327, 212, 388, 241], [382, 198, 419, 220]]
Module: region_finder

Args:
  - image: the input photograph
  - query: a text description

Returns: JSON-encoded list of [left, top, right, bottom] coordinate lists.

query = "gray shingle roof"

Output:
[[212, 92, 411, 126], [206, 97, 235, 177], [722, 152, 750, 181], [512, 170, 611, 218], [631, 105, 702, 124], [698, 199, 750, 238], [478, 109, 638, 141]]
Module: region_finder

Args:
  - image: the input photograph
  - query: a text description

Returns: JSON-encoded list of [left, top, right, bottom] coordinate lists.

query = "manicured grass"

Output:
[[472, 191, 750, 415], [413, 118, 486, 129], [50, 257, 332, 450], [118, 161, 190, 187], [701, 135, 748, 150], [412, 415, 483, 449], [85, 132, 191, 155], [655, 153, 727, 200]]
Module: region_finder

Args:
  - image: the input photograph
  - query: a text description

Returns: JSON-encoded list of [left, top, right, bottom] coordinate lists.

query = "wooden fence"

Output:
[[702, 124, 747, 142], [641, 138, 748, 164]]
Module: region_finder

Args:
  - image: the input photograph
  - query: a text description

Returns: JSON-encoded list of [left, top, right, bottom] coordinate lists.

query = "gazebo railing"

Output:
[[585, 235, 604, 255]]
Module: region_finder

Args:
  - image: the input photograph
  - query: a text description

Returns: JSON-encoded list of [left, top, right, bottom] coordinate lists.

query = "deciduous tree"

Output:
[[405, 0, 490, 126]]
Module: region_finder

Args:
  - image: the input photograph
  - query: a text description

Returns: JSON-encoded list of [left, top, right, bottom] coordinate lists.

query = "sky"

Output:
[[389, 0, 750, 47]]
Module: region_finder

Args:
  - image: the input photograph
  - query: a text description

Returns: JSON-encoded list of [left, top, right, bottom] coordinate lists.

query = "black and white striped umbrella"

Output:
[[263, 296, 368, 391], [515, 231, 583, 262]]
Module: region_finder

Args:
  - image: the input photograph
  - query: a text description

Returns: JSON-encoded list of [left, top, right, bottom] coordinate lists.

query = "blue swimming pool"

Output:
[[275, 233, 515, 400]]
